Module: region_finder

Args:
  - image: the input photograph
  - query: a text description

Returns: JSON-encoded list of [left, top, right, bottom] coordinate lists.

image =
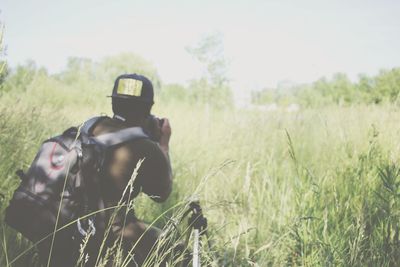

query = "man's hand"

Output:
[[159, 118, 171, 154], [159, 118, 173, 198]]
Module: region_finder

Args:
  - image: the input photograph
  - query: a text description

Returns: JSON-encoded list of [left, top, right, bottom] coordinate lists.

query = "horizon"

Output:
[[2, 0, 400, 93]]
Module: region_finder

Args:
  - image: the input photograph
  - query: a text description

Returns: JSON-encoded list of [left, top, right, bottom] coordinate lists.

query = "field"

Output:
[[1, 78, 400, 266]]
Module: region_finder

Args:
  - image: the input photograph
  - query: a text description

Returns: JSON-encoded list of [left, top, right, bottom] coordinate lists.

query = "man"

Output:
[[90, 73, 173, 266]]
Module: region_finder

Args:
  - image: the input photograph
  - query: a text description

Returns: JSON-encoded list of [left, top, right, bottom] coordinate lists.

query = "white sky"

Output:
[[2, 0, 400, 92]]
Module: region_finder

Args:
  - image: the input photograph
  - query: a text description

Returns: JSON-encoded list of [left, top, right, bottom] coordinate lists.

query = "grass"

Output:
[[0, 79, 400, 266]]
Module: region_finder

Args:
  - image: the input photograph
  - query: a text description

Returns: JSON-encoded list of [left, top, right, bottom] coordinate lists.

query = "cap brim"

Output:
[[108, 94, 154, 104]]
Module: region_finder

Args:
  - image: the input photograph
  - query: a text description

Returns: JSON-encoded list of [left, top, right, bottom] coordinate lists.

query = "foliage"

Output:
[[185, 32, 233, 108], [1, 76, 400, 265], [0, 45, 399, 265], [252, 68, 400, 107], [0, 18, 7, 90]]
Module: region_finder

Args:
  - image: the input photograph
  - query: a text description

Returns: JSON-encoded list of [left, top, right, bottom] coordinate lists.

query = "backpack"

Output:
[[5, 116, 149, 265]]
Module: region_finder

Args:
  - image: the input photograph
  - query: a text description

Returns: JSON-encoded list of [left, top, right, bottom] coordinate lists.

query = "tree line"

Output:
[[0, 32, 233, 109], [1, 27, 399, 109], [252, 69, 400, 107]]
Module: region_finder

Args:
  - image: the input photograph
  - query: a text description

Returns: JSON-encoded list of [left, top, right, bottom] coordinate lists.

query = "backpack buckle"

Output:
[[74, 142, 83, 158], [77, 218, 96, 237]]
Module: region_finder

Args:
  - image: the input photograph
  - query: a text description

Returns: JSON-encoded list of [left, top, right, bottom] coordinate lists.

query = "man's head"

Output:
[[111, 74, 154, 124]]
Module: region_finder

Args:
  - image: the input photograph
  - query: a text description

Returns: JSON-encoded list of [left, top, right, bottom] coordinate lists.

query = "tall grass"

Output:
[[0, 78, 400, 266]]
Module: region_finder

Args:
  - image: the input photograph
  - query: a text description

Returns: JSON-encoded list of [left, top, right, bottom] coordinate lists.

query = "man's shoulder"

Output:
[[89, 116, 160, 152], [90, 116, 124, 135]]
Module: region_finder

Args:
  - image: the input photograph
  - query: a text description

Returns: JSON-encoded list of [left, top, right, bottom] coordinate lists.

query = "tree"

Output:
[[1, 60, 37, 93], [59, 57, 95, 85], [186, 32, 232, 107], [97, 53, 162, 90], [357, 73, 380, 104], [0, 17, 8, 91], [160, 83, 188, 102], [374, 68, 400, 103], [330, 73, 356, 104]]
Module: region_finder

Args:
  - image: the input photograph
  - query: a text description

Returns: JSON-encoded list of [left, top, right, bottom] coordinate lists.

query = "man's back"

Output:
[[91, 117, 172, 205], [90, 116, 172, 266]]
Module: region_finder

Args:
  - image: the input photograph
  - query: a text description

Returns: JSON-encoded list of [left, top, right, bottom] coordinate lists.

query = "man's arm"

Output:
[[158, 117, 172, 184], [139, 118, 172, 202]]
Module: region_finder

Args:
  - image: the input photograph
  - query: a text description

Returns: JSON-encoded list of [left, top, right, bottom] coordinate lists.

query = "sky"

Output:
[[2, 0, 400, 95]]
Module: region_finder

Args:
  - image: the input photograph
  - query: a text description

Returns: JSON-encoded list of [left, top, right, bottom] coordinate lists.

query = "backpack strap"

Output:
[[80, 116, 148, 146], [93, 126, 149, 147], [80, 116, 108, 135]]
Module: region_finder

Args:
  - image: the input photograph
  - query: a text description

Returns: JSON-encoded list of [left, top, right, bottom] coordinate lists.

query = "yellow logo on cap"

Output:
[[117, 78, 143, 96]]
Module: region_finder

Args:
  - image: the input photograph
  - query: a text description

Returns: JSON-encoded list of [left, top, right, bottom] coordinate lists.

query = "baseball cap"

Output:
[[110, 74, 154, 104]]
